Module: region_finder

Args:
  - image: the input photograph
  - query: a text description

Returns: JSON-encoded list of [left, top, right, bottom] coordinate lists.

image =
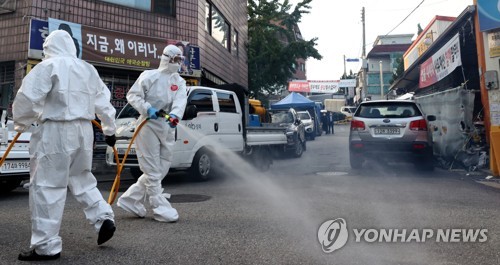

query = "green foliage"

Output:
[[389, 57, 405, 84], [247, 0, 322, 98], [341, 69, 356, 79]]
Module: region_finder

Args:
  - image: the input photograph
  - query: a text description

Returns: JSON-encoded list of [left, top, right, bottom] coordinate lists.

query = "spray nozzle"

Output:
[[156, 109, 179, 127]]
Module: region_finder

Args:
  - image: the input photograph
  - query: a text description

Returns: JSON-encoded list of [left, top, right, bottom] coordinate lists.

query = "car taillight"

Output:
[[409, 119, 427, 131], [412, 143, 426, 149], [351, 120, 365, 131], [352, 143, 364, 148]]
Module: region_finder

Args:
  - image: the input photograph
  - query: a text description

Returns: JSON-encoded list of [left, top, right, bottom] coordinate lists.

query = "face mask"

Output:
[[167, 62, 180, 73]]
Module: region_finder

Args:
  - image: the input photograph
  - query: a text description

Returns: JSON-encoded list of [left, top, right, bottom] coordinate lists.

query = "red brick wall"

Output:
[[197, 0, 248, 88]]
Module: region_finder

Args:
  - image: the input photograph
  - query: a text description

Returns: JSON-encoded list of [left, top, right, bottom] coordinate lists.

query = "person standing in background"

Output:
[[328, 111, 334, 135], [321, 112, 328, 134]]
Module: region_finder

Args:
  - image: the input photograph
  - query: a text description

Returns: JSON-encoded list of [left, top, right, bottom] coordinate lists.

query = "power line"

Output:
[[384, 0, 425, 36]]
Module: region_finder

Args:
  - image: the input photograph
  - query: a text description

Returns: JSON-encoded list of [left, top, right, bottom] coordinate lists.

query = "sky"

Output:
[[288, 0, 473, 80]]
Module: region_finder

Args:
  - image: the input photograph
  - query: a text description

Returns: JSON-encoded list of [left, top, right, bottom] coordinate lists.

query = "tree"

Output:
[[247, 0, 322, 98], [340, 69, 356, 79], [389, 57, 405, 85]]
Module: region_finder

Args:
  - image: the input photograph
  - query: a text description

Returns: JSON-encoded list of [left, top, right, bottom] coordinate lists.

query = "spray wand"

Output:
[[156, 109, 179, 127], [94, 109, 177, 204]]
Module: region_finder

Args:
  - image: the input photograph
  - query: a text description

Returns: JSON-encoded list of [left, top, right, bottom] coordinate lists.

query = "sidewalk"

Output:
[[448, 166, 500, 190]]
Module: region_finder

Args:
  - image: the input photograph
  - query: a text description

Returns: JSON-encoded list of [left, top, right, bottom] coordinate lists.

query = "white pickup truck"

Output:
[[0, 111, 31, 193], [106, 85, 288, 181]]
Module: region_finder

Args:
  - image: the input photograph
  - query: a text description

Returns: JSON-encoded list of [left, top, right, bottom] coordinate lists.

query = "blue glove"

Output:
[[168, 113, 179, 128], [147, 107, 158, 120]]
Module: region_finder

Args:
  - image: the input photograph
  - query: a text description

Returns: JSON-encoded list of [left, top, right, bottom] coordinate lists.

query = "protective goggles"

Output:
[[164, 54, 184, 64]]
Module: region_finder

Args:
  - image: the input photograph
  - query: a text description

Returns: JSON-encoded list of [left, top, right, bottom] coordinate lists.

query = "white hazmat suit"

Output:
[[13, 30, 117, 257], [117, 45, 188, 222]]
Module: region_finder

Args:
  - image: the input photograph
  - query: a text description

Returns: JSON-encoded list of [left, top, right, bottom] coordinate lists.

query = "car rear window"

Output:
[[271, 112, 294, 123], [298, 112, 310, 120], [355, 102, 422, 118]]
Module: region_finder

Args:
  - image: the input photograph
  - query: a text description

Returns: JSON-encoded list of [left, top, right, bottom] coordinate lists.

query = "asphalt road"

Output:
[[1, 124, 500, 264]]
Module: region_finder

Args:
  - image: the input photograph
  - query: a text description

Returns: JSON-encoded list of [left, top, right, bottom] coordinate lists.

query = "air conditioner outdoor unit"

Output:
[[0, 0, 17, 14]]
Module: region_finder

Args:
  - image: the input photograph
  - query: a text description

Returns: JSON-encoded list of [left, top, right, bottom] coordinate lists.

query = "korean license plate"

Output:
[[374, 128, 400, 135], [1, 160, 30, 173], [117, 148, 135, 155]]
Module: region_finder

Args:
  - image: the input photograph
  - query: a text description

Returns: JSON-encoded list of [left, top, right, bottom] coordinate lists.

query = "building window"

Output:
[[205, 2, 210, 32], [205, 1, 230, 51], [232, 28, 238, 56], [300, 63, 305, 72], [153, 0, 175, 16], [100, 0, 175, 16]]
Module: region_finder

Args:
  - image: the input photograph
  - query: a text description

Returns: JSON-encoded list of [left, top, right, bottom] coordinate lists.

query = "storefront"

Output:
[[22, 17, 203, 143], [27, 18, 202, 113], [390, 6, 486, 168]]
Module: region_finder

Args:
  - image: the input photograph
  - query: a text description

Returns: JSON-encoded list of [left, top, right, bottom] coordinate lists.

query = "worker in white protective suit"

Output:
[[117, 45, 187, 222], [13, 30, 117, 261]]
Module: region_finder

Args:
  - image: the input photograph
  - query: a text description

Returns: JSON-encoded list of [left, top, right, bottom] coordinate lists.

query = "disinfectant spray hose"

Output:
[[0, 119, 152, 205], [0, 132, 22, 169], [100, 109, 176, 204], [92, 119, 149, 205]]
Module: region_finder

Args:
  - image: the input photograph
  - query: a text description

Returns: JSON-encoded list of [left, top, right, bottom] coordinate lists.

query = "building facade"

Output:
[[357, 34, 412, 101], [390, 6, 484, 165], [0, 0, 248, 120]]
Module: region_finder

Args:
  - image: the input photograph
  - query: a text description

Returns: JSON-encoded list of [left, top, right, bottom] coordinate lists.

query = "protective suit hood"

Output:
[[158, 45, 182, 73], [43, 30, 77, 60]]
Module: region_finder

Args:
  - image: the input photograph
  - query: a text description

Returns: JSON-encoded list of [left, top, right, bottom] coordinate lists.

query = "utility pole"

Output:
[[361, 7, 366, 58], [359, 7, 366, 104], [379, 61, 384, 99], [343, 55, 346, 78]]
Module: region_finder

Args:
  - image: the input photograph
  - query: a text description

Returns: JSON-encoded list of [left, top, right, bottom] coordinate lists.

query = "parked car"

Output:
[[340, 106, 357, 120], [266, 108, 306, 157], [349, 100, 435, 170], [0, 110, 31, 193], [297, 111, 315, 140]]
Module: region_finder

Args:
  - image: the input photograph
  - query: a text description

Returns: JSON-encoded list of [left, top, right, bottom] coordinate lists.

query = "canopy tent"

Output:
[[271, 92, 322, 136], [270, 92, 315, 110]]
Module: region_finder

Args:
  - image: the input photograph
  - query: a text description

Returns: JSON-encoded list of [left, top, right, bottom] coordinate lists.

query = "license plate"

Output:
[[1, 161, 30, 173], [117, 148, 135, 155], [374, 128, 400, 135]]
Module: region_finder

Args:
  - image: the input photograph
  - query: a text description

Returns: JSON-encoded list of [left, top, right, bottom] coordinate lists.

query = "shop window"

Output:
[[0, 0, 16, 14], [0, 62, 14, 111], [205, 1, 230, 51], [96, 67, 140, 114], [100, 0, 175, 16]]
